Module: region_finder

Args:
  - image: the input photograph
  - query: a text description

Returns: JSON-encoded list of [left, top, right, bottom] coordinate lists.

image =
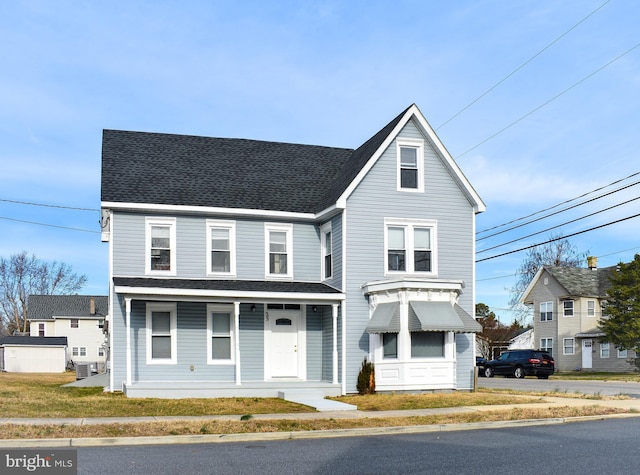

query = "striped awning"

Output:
[[364, 302, 401, 333]]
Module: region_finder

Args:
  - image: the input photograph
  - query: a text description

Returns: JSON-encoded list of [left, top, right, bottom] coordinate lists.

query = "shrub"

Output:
[[356, 359, 375, 395]]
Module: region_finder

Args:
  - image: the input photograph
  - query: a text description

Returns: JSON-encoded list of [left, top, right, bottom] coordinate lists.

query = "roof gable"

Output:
[[522, 265, 616, 303]]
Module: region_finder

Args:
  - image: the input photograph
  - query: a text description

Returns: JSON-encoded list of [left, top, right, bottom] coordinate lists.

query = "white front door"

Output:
[[582, 339, 593, 369], [270, 310, 299, 377]]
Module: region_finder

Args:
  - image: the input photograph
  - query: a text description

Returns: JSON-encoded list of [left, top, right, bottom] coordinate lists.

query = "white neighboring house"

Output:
[[28, 295, 109, 372], [509, 328, 534, 350]]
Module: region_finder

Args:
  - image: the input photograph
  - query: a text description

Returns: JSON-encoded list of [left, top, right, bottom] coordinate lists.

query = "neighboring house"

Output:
[[100, 104, 485, 398], [0, 336, 67, 373], [28, 295, 109, 371], [508, 328, 533, 350], [522, 257, 635, 372]]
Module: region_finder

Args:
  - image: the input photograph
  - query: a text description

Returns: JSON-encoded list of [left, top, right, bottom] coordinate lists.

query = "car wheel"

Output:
[[514, 367, 525, 379], [537, 374, 549, 379], [484, 367, 494, 378]]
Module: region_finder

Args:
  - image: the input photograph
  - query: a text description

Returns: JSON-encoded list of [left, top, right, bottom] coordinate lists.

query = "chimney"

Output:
[[90, 298, 96, 315], [587, 256, 597, 270]]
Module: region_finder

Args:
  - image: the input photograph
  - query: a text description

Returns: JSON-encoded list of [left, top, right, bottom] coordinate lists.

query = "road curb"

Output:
[[4, 414, 635, 448]]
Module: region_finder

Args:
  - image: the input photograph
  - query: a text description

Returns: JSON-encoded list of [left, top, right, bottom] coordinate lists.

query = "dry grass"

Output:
[[553, 372, 640, 382], [0, 405, 627, 440]]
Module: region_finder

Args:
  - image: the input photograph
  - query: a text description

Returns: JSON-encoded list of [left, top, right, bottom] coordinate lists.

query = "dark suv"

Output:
[[484, 349, 554, 379]]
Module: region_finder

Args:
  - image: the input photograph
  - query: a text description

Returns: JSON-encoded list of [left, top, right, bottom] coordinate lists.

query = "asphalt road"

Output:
[[71, 418, 640, 475], [477, 375, 640, 397]]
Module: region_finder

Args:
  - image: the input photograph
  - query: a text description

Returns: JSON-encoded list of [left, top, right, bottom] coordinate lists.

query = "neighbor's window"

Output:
[[617, 348, 628, 358], [70, 319, 79, 328], [207, 220, 236, 275], [600, 342, 610, 358], [587, 300, 596, 317], [146, 217, 176, 274], [382, 333, 398, 359], [72, 347, 79, 357], [411, 332, 445, 358], [265, 223, 293, 278], [397, 139, 424, 192], [98, 347, 105, 357], [321, 223, 332, 280], [80, 347, 87, 357], [563, 300, 574, 317], [563, 338, 575, 355], [540, 338, 553, 356], [207, 304, 234, 364], [385, 219, 436, 274], [38, 323, 45, 337], [146, 303, 177, 364], [540, 302, 553, 321]]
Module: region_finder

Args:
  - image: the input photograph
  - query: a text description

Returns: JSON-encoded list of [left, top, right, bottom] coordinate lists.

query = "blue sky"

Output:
[[1, 1, 639, 323]]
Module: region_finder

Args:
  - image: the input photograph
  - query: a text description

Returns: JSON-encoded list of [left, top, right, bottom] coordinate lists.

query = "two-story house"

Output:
[[100, 104, 485, 399], [522, 257, 635, 372], [28, 295, 109, 371]]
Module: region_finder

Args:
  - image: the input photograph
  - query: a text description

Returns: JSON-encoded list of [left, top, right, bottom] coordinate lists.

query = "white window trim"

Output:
[[146, 302, 177, 365], [321, 222, 332, 281], [265, 223, 293, 280], [617, 348, 628, 358], [145, 217, 177, 276], [206, 303, 235, 365], [540, 301, 553, 321], [563, 338, 575, 355], [600, 342, 610, 358], [587, 300, 596, 317], [562, 300, 574, 317], [206, 219, 236, 277], [540, 337, 553, 355], [384, 218, 437, 276], [396, 138, 424, 192]]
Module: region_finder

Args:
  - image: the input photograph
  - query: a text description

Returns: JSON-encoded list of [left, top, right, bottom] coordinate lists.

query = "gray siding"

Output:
[[306, 308, 323, 380], [343, 119, 477, 392], [456, 333, 474, 390], [239, 305, 264, 381]]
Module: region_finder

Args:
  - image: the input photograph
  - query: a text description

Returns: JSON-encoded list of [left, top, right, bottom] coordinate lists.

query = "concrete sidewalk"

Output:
[[1, 395, 639, 448]]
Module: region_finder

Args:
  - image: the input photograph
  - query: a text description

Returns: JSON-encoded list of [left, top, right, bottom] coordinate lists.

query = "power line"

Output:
[[476, 171, 640, 235], [0, 216, 100, 234], [0, 198, 99, 212], [476, 212, 640, 263], [436, 0, 611, 130], [456, 40, 640, 159]]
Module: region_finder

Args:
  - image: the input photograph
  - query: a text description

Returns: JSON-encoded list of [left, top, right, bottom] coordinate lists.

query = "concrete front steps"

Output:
[[278, 389, 357, 412]]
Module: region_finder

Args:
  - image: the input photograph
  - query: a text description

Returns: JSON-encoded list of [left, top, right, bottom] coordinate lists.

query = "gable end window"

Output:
[[385, 219, 436, 275], [265, 223, 293, 279], [206, 220, 236, 276], [146, 303, 177, 364], [540, 302, 553, 321], [145, 217, 176, 275], [397, 139, 424, 192]]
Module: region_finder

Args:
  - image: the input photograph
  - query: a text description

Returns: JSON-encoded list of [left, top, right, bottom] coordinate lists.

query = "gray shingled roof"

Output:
[[113, 277, 342, 295], [28, 295, 108, 320], [544, 265, 616, 297], [0, 336, 68, 346], [101, 105, 412, 213]]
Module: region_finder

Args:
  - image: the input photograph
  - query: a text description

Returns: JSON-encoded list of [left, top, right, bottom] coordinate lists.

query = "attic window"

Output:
[[397, 139, 424, 192]]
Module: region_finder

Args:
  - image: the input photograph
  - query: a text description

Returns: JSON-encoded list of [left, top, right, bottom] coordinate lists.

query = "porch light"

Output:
[[250, 304, 256, 312]]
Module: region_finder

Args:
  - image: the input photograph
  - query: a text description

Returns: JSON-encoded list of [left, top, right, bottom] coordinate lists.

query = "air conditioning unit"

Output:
[[76, 364, 90, 380]]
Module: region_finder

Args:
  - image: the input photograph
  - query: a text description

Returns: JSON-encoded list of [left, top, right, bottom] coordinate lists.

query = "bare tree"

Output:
[[508, 233, 588, 322], [0, 252, 87, 335]]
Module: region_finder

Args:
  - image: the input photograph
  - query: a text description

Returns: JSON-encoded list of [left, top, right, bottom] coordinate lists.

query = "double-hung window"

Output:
[[206, 220, 236, 276], [397, 139, 424, 192], [382, 333, 397, 359], [600, 342, 610, 358], [207, 305, 234, 364], [265, 223, 293, 279], [385, 219, 436, 275], [563, 338, 575, 355], [38, 323, 45, 337], [563, 300, 574, 317], [321, 223, 332, 280], [587, 300, 595, 317], [540, 338, 553, 356], [146, 303, 177, 364], [146, 217, 176, 275], [617, 348, 628, 358], [540, 302, 553, 321], [70, 319, 79, 328]]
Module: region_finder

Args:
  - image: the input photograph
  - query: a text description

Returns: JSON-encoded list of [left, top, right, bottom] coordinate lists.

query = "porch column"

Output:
[[234, 301, 241, 385], [125, 297, 132, 387], [332, 304, 339, 384]]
